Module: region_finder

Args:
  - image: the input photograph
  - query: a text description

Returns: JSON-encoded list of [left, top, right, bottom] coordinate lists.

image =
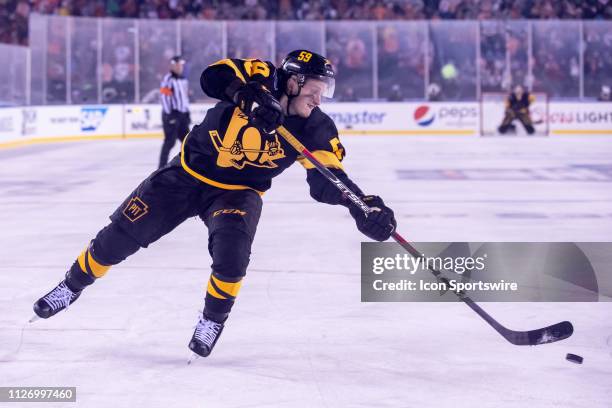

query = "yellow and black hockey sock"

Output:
[[77, 245, 111, 278], [204, 272, 243, 322], [65, 245, 112, 291]]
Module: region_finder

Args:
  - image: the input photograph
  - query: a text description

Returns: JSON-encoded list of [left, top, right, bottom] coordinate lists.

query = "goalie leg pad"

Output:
[[518, 112, 535, 134], [498, 110, 516, 134]]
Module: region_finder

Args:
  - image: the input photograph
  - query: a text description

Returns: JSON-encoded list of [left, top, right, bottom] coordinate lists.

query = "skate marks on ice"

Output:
[[1, 137, 612, 407], [0, 323, 28, 363]]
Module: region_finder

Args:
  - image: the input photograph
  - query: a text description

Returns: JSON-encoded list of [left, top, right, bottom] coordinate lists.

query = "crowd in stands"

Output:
[[2, 0, 611, 45], [2, 0, 610, 103]]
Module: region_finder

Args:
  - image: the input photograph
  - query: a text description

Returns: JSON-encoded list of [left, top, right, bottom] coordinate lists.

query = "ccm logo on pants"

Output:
[[213, 209, 247, 217]]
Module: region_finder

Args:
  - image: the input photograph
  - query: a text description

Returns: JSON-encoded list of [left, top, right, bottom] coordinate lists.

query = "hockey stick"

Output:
[[276, 125, 573, 346]]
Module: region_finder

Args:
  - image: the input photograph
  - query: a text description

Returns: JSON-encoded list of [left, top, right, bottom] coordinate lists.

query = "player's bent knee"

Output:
[[91, 222, 142, 266], [209, 228, 252, 278], [65, 222, 141, 290]]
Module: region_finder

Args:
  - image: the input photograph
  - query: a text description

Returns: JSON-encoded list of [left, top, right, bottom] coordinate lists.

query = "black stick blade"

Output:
[[503, 321, 574, 346]]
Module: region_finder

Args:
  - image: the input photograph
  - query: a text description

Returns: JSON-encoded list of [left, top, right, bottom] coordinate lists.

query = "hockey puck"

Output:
[[566, 353, 583, 364]]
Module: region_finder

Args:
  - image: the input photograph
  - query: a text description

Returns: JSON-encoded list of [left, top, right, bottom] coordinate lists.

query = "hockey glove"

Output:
[[233, 81, 284, 133], [349, 195, 397, 242]]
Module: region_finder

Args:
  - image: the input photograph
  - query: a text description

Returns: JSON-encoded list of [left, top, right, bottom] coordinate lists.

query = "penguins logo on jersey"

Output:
[[210, 108, 285, 170]]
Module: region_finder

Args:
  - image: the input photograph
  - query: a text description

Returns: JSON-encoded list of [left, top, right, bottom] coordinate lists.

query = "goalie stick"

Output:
[[276, 125, 573, 346]]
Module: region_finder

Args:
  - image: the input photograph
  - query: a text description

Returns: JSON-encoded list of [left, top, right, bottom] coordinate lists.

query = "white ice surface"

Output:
[[1, 135, 611, 407]]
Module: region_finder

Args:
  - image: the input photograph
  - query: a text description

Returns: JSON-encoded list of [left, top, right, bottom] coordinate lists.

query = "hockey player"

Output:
[[498, 85, 536, 135], [32, 50, 396, 359]]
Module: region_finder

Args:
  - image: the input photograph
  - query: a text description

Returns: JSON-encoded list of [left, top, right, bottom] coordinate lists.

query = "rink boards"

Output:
[[1, 102, 612, 149]]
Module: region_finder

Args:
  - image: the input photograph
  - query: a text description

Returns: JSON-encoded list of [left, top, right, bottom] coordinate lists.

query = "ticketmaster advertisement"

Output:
[[320, 102, 479, 134]]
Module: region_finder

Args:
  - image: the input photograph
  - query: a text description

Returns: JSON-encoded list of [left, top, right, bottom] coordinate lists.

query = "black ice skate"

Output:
[[32, 281, 82, 320], [188, 315, 225, 361]]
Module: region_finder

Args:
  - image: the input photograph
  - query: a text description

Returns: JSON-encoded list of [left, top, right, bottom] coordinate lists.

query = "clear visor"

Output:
[[303, 76, 335, 99]]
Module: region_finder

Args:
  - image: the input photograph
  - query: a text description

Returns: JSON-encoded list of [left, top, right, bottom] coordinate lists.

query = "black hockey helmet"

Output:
[[280, 50, 335, 98]]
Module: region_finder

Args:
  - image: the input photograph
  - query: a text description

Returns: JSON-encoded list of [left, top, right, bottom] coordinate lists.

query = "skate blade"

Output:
[[187, 352, 200, 365], [28, 315, 40, 323]]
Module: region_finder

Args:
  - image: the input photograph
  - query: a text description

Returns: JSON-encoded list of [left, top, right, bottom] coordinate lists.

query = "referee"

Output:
[[159, 55, 191, 168]]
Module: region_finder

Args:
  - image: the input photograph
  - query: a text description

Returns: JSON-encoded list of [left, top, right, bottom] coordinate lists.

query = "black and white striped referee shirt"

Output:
[[160, 73, 190, 114]]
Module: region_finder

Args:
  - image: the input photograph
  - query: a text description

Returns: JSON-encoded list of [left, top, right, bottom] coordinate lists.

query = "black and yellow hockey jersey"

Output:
[[180, 57, 361, 201], [505, 92, 535, 113]]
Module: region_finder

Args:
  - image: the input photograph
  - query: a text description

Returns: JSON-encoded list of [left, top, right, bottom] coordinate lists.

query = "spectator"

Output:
[[387, 83, 403, 101], [599, 85, 611, 101], [427, 82, 442, 101], [339, 85, 358, 101], [2, 0, 611, 47], [340, 33, 372, 98], [2, 0, 610, 105], [532, 23, 580, 98], [378, 24, 426, 100], [584, 25, 612, 98]]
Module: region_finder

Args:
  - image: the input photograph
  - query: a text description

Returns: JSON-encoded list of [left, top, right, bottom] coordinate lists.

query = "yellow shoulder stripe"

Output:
[[211, 59, 247, 83], [297, 150, 344, 170]]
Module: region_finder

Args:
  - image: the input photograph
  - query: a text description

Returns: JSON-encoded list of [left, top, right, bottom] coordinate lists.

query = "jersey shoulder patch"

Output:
[[211, 58, 276, 87], [297, 109, 345, 170], [304, 109, 343, 156], [242, 59, 275, 80]]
